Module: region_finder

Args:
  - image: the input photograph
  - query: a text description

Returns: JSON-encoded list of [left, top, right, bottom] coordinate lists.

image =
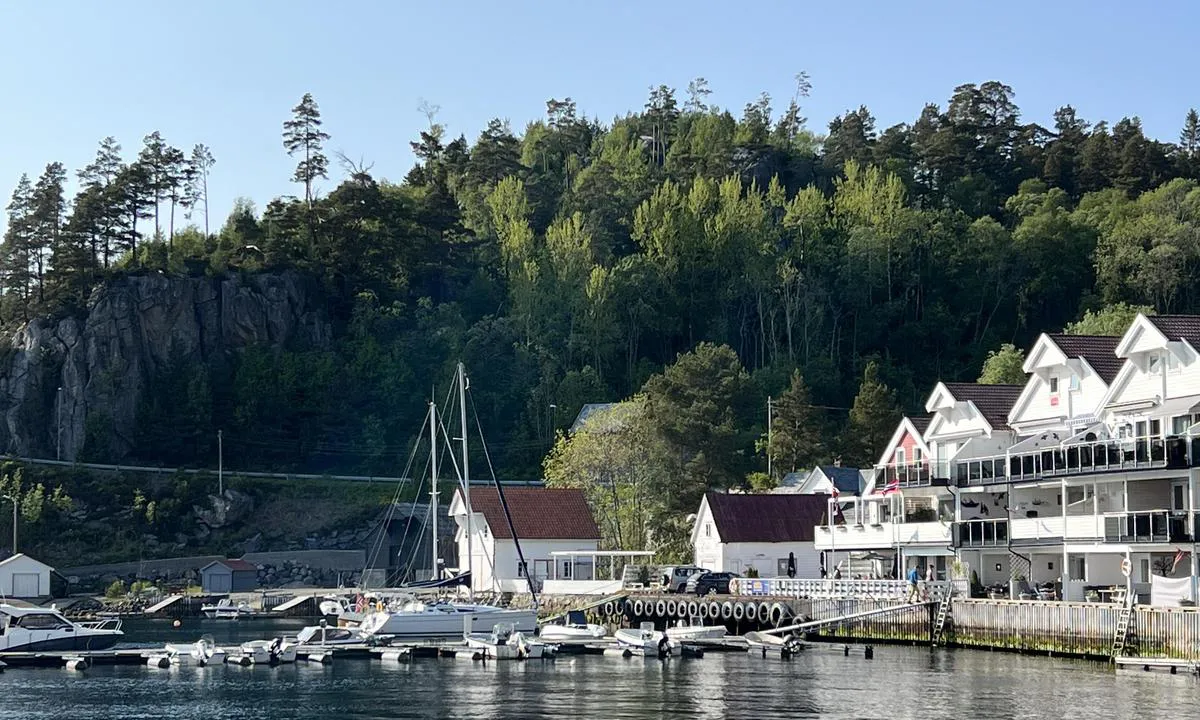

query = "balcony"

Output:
[[1008, 436, 1191, 482], [956, 518, 1008, 547], [1101, 510, 1196, 543], [873, 462, 950, 490], [814, 520, 952, 551], [954, 456, 1008, 487]]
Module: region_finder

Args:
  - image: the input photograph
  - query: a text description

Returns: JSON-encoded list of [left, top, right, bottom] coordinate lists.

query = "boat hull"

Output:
[[360, 608, 537, 639], [665, 626, 726, 641], [0, 632, 122, 652], [538, 625, 606, 642]]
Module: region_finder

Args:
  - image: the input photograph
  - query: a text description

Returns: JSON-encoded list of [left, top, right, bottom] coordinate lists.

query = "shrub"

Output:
[[105, 580, 127, 599]]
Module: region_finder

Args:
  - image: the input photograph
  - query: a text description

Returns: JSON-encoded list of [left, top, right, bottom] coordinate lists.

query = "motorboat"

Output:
[[161, 636, 227, 666], [614, 622, 674, 657], [228, 638, 296, 665], [201, 598, 259, 619], [0, 604, 124, 652], [295, 623, 371, 647], [538, 610, 606, 642], [465, 622, 556, 660], [744, 630, 805, 657], [665, 617, 726, 641], [357, 597, 537, 640]]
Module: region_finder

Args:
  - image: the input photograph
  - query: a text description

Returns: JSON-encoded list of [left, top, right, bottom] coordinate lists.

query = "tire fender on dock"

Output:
[[757, 602, 771, 624], [721, 601, 734, 620], [633, 599, 645, 616], [666, 599, 678, 617], [655, 600, 667, 617], [603, 601, 614, 616], [769, 603, 786, 626], [732, 602, 745, 621], [686, 600, 699, 618]]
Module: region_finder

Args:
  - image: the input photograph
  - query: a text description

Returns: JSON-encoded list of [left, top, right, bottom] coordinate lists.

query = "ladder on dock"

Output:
[[931, 594, 951, 646], [1111, 591, 1135, 660]]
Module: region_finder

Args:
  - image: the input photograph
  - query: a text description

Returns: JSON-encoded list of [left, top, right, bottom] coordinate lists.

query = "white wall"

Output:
[[718, 541, 820, 578], [1011, 368, 1108, 428], [692, 502, 723, 570], [0, 555, 52, 597]]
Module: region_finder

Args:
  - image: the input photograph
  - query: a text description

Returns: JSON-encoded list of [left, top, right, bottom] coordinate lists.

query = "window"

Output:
[[1172, 483, 1187, 511], [1149, 354, 1162, 374], [562, 561, 572, 579], [1150, 419, 1161, 437], [913, 448, 923, 463], [704, 523, 712, 537], [1069, 556, 1086, 581], [1068, 374, 1081, 391], [895, 447, 906, 465], [1139, 558, 1150, 584], [1049, 377, 1059, 394], [1136, 420, 1148, 438], [1173, 415, 1192, 435]]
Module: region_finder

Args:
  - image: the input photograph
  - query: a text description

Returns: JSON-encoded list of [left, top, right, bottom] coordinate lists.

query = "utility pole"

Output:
[[766, 396, 773, 479], [218, 429, 224, 495], [548, 404, 557, 443], [56, 386, 63, 461], [429, 399, 439, 582], [3, 495, 16, 554]]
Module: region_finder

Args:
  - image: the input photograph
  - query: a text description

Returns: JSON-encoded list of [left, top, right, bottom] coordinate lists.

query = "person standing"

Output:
[[925, 564, 936, 600], [907, 565, 920, 601]]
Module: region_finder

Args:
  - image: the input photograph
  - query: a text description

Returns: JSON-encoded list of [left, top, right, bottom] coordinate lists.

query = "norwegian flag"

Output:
[[1172, 548, 1189, 574], [830, 485, 844, 522], [881, 477, 900, 495]]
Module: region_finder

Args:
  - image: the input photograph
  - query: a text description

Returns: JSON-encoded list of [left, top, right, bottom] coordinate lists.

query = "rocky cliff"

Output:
[[0, 271, 331, 461]]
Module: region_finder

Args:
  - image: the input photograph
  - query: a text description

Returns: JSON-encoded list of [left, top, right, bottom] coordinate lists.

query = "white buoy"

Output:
[[64, 656, 90, 671], [146, 655, 171, 669]]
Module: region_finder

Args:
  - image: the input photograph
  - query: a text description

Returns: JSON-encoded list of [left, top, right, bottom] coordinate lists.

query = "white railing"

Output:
[[1010, 516, 1065, 541], [541, 579, 624, 596], [729, 577, 959, 599], [814, 520, 951, 550], [1064, 515, 1103, 539]]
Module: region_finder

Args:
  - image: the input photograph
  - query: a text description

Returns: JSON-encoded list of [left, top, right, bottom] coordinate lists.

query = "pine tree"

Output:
[[112, 162, 154, 260], [1, 176, 35, 322], [138, 131, 169, 240], [29, 162, 67, 303], [765, 369, 828, 478], [77, 137, 125, 268], [842, 361, 901, 468], [186, 144, 216, 237], [282, 93, 330, 207], [1180, 109, 1199, 158], [161, 145, 188, 246]]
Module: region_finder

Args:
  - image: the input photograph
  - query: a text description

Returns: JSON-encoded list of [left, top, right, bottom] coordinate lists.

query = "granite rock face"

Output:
[[0, 271, 331, 461]]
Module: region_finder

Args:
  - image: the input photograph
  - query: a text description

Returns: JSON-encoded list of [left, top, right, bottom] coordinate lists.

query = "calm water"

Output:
[[2, 619, 1199, 719]]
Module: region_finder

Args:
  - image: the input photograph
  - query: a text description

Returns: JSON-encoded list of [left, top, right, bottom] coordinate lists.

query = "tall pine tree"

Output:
[[765, 370, 828, 478], [1, 176, 35, 322], [282, 93, 330, 207], [29, 162, 67, 303], [842, 361, 901, 468]]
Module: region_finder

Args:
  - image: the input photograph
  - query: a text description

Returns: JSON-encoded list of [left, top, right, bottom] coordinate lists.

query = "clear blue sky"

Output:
[[1, 0, 1197, 226]]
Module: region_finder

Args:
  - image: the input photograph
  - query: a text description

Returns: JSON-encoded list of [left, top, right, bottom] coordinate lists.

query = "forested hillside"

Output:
[[3, 79, 1200, 492]]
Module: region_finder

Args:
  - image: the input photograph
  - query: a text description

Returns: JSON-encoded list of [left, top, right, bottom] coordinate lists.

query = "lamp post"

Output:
[[548, 404, 557, 443], [55, 386, 63, 461], [766, 396, 773, 479], [3, 494, 16, 553]]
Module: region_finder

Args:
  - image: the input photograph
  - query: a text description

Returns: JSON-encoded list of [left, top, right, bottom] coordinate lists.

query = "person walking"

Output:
[[906, 565, 920, 602]]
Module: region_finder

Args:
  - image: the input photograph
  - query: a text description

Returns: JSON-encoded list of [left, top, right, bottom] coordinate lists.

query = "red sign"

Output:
[[1050, 395, 1059, 407]]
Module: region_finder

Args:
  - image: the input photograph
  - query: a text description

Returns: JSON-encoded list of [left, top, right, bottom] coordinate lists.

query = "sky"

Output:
[[1, 0, 1198, 226]]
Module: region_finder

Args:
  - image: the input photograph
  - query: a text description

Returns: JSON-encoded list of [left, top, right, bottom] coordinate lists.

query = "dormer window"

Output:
[[1149, 354, 1163, 375], [1068, 374, 1080, 391], [1167, 353, 1181, 373], [1048, 377, 1059, 394]]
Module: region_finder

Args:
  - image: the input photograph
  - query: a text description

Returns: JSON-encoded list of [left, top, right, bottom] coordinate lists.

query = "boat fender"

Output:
[[603, 601, 614, 616], [732, 602, 745, 621], [757, 603, 771, 624], [665, 599, 677, 617], [721, 601, 734, 620], [633, 599, 645, 617], [686, 600, 699, 617], [655, 600, 667, 617], [769, 603, 785, 626]]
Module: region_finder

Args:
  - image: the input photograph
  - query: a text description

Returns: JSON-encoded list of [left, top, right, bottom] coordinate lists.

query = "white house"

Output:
[[0, 553, 53, 598], [449, 487, 601, 593], [692, 491, 827, 577], [777, 464, 869, 496]]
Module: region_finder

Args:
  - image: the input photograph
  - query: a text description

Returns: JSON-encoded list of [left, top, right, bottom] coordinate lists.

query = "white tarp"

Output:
[[1150, 574, 1195, 607]]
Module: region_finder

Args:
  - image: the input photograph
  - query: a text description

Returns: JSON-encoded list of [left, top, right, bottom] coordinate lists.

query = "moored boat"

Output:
[[665, 616, 726, 641], [614, 622, 673, 657], [0, 604, 123, 652], [538, 610, 606, 642], [201, 598, 259, 619]]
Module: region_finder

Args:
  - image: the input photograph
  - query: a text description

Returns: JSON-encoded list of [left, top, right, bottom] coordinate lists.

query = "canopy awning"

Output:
[[1152, 394, 1200, 420]]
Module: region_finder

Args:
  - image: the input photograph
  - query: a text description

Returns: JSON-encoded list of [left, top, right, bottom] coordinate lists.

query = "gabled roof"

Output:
[[456, 487, 600, 540], [819, 466, 866, 495], [701, 491, 828, 543], [939, 383, 1024, 430], [202, 559, 258, 573], [0, 553, 53, 571], [1045, 334, 1123, 383], [1146, 315, 1200, 346], [875, 415, 933, 467], [909, 416, 931, 434]]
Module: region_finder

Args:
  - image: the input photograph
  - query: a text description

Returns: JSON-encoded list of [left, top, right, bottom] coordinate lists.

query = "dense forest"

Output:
[[3, 79, 1200, 519]]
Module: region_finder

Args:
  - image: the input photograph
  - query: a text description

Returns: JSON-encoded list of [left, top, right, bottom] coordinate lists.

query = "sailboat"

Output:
[[356, 363, 537, 640]]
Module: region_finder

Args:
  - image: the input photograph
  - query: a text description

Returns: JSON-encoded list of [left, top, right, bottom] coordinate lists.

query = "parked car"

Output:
[[660, 566, 708, 593], [689, 572, 740, 596]]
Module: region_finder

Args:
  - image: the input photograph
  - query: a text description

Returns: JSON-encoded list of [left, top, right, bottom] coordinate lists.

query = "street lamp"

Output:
[[3, 494, 16, 553], [548, 404, 557, 441], [766, 396, 774, 479]]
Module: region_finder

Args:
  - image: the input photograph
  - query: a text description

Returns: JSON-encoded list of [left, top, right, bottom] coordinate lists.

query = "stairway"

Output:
[[1111, 591, 1137, 659], [931, 594, 952, 646]]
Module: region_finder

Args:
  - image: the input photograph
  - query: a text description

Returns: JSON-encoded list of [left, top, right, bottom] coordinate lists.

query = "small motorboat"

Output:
[[295, 623, 372, 647], [744, 630, 805, 657], [230, 638, 296, 665], [614, 622, 674, 657], [465, 622, 557, 660], [201, 598, 258, 620], [665, 617, 726, 641], [162, 635, 227, 666], [538, 610, 606, 643]]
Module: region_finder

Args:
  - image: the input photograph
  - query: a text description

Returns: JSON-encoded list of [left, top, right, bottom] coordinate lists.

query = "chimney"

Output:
[[833, 457, 842, 468]]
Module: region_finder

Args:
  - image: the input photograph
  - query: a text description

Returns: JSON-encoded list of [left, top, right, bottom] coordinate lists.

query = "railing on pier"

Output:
[[956, 518, 1008, 547], [728, 578, 956, 600]]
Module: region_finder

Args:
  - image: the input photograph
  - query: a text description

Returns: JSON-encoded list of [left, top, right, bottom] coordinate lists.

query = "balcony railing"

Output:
[[874, 462, 950, 489], [956, 518, 1009, 547], [1008, 436, 1190, 482], [1102, 510, 1196, 543], [955, 456, 1008, 486]]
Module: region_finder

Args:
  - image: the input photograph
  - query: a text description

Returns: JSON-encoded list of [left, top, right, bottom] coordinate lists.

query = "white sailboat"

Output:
[[355, 364, 538, 640]]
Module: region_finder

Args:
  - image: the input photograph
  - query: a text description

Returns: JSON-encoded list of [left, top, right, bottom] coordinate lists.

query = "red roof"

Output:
[[466, 487, 600, 540], [703, 491, 829, 543], [1047, 334, 1122, 383], [942, 383, 1023, 430]]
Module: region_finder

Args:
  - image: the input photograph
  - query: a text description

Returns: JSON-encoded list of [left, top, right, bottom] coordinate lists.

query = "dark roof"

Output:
[[1146, 315, 1200, 346], [704, 491, 828, 543], [818, 465, 865, 495], [942, 383, 1023, 429], [1046, 334, 1122, 383], [467, 487, 600, 540], [205, 559, 257, 573], [908, 415, 931, 434]]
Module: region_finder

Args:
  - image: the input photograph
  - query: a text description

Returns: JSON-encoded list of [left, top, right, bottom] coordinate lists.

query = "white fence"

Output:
[[729, 577, 960, 599]]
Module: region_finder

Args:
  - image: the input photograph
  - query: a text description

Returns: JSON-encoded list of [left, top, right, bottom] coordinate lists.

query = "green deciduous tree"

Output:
[[1065, 302, 1155, 335], [979, 343, 1026, 384]]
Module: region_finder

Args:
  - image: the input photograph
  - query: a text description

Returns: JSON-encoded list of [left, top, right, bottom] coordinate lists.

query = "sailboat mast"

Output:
[[458, 362, 474, 601], [428, 399, 439, 582]]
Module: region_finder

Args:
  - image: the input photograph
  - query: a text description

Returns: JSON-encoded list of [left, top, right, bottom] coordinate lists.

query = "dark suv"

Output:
[[689, 572, 739, 595]]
